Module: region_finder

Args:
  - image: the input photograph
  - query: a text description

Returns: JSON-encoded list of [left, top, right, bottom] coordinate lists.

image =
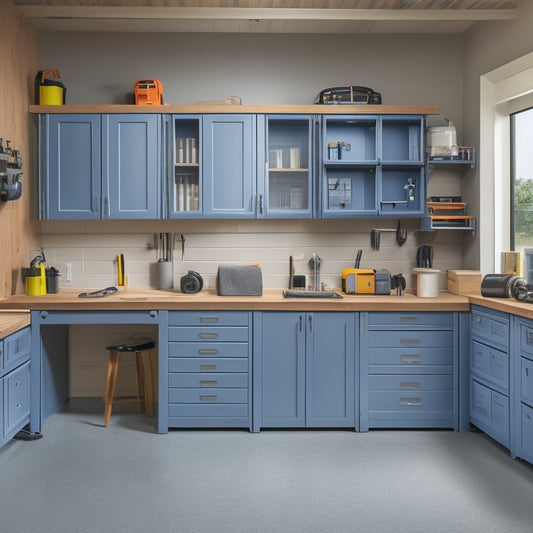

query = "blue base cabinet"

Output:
[[167, 311, 252, 429], [360, 312, 458, 431], [253, 311, 356, 431], [1, 327, 31, 449], [512, 317, 533, 464], [469, 305, 510, 448]]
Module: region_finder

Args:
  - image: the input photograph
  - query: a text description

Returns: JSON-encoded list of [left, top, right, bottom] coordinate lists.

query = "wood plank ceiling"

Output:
[[13, 0, 520, 33]]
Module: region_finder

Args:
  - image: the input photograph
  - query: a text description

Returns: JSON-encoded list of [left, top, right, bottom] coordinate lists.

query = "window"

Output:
[[511, 107, 533, 281]]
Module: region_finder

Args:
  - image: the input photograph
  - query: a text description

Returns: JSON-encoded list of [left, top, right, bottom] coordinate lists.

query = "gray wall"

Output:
[[42, 32, 463, 129], [462, 0, 533, 269]]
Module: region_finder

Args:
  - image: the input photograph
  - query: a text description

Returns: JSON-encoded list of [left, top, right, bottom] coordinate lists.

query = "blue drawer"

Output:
[[168, 342, 248, 358], [470, 308, 509, 352], [368, 312, 453, 328], [169, 388, 248, 404], [368, 374, 453, 391], [368, 347, 454, 369], [470, 377, 509, 448], [471, 340, 508, 392], [168, 403, 249, 418], [4, 361, 31, 436], [368, 390, 453, 412], [169, 373, 248, 388], [367, 330, 453, 348], [522, 357, 533, 405], [169, 326, 248, 343], [520, 320, 533, 359], [168, 311, 249, 326], [169, 358, 248, 373], [3, 327, 31, 375], [521, 403, 533, 458]]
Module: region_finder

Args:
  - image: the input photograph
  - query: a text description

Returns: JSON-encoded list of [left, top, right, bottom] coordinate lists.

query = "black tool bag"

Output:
[[314, 86, 382, 105]]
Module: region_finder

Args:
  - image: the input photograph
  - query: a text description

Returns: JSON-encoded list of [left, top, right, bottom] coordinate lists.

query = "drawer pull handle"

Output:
[[199, 349, 218, 355], [400, 316, 420, 322], [199, 317, 219, 323], [199, 395, 218, 402], [16, 381, 21, 387], [400, 354, 421, 363], [200, 364, 217, 371], [400, 398, 422, 406], [200, 380, 218, 387], [16, 403, 21, 408], [400, 382, 421, 389], [199, 333, 218, 339], [400, 338, 421, 344]]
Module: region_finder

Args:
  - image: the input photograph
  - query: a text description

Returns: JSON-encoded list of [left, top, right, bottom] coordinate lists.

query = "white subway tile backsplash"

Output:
[[39, 220, 466, 291]]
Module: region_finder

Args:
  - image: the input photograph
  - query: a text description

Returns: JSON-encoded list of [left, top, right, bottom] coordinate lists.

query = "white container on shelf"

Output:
[[412, 268, 443, 297], [427, 125, 458, 157]]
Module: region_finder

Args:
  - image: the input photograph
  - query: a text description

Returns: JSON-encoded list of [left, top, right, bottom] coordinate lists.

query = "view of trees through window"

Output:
[[512, 107, 533, 279]]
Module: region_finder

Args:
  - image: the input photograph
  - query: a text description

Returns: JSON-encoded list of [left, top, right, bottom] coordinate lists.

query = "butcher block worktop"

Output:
[[0, 288, 470, 312], [0, 310, 31, 338], [3, 289, 533, 317]]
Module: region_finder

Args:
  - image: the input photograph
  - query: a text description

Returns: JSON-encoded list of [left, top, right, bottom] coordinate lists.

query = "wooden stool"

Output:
[[103, 341, 156, 427]]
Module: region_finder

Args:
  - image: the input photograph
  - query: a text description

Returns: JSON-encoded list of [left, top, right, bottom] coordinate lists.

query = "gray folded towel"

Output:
[[217, 265, 263, 296]]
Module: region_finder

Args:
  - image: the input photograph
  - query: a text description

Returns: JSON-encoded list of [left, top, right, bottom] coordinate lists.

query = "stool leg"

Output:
[[141, 349, 155, 417], [135, 352, 145, 413], [104, 351, 121, 427]]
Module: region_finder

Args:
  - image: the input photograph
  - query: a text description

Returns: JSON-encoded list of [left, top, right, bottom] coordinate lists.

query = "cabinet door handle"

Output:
[[104, 196, 110, 217], [400, 354, 421, 363], [400, 338, 421, 344], [199, 395, 218, 402], [199, 317, 219, 323], [200, 380, 218, 387], [259, 194, 264, 214], [200, 364, 217, 371], [400, 382, 421, 389], [308, 313, 313, 332], [199, 349, 218, 355], [400, 397, 422, 406], [526, 367, 529, 377], [93, 195, 99, 213], [199, 333, 218, 339]]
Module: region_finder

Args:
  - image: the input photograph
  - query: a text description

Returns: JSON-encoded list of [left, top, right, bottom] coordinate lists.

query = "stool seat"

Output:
[[105, 341, 155, 353], [103, 340, 156, 427]]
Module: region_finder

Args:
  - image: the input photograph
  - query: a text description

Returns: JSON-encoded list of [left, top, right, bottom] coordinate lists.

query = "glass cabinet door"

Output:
[[264, 115, 313, 218], [170, 115, 201, 218]]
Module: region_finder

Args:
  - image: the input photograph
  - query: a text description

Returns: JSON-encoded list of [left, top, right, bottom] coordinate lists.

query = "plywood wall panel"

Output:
[[0, 0, 41, 298]]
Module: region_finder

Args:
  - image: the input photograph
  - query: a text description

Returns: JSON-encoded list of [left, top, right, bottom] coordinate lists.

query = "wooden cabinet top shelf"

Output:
[[29, 104, 441, 115]]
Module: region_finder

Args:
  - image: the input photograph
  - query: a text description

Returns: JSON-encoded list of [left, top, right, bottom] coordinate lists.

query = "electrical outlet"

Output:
[[65, 263, 72, 284]]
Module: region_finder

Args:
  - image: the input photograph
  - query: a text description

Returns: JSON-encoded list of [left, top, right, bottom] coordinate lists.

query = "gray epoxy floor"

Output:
[[2, 400, 533, 533]]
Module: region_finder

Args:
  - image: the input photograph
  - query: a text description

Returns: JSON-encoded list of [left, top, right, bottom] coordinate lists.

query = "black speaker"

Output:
[[180, 270, 203, 294]]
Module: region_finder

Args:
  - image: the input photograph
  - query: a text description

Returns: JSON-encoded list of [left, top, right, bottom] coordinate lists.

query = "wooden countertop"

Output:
[[0, 310, 31, 338], [0, 288, 469, 312], [467, 294, 533, 320], [4, 289, 533, 318]]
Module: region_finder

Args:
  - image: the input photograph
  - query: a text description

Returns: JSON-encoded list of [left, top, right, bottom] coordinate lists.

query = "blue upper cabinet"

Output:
[[41, 114, 161, 220], [43, 114, 101, 219], [202, 115, 256, 219], [320, 115, 425, 218], [104, 115, 161, 219], [258, 115, 314, 219]]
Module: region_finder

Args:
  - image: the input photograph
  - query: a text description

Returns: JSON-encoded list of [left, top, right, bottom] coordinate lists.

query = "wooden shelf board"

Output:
[[29, 104, 441, 115]]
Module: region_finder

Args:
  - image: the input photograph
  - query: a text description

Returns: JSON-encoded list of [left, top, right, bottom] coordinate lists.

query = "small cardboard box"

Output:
[[447, 270, 482, 295]]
